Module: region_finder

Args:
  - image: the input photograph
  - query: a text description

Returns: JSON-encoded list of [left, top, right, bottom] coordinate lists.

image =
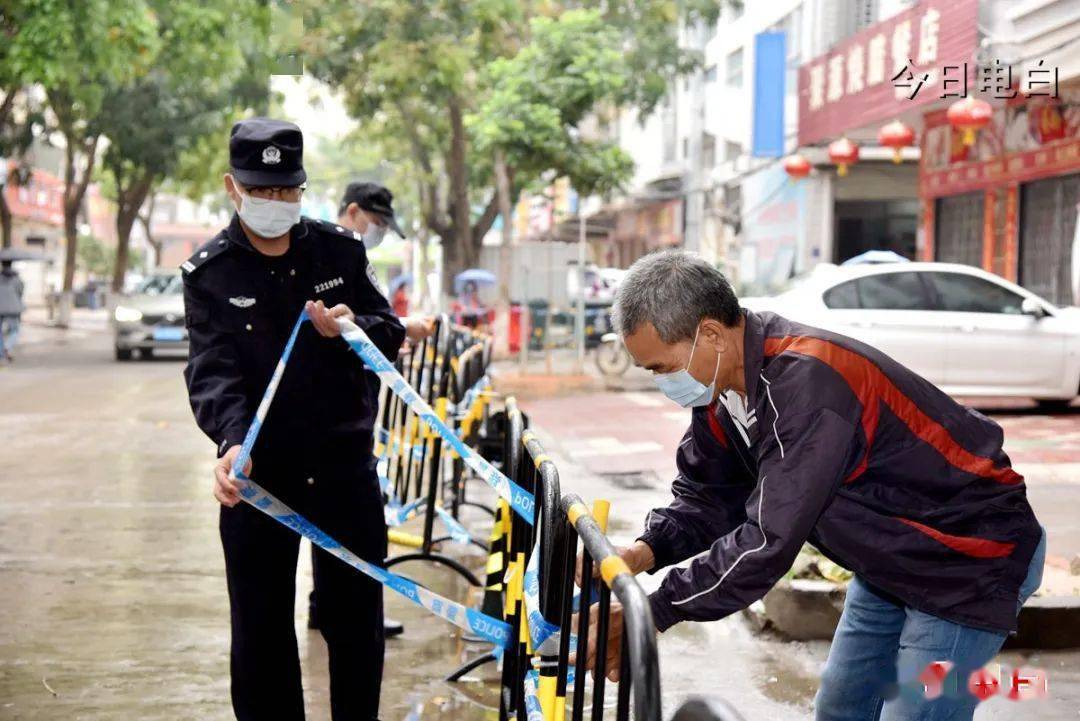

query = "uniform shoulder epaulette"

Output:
[[307, 217, 364, 243], [181, 234, 231, 275]]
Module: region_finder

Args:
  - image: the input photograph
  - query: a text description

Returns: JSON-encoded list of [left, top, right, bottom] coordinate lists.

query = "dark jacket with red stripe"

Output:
[[642, 310, 1042, 634]]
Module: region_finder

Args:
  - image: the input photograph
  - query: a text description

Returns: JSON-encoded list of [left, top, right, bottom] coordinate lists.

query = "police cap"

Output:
[[229, 117, 306, 188]]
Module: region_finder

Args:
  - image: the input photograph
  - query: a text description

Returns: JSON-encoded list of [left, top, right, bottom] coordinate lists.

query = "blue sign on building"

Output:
[[752, 31, 786, 158]]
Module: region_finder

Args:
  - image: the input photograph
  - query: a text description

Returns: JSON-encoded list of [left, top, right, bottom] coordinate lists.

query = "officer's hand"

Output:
[[214, 445, 251, 507], [305, 299, 354, 338], [404, 316, 436, 343]]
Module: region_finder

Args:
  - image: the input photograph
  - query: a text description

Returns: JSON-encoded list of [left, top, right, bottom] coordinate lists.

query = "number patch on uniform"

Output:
[[314, 276, 344, 295]]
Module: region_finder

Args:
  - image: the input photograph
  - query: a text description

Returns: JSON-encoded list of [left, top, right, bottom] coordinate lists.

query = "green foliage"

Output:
[[303, 0, 725, 252], [470, 9, 635, 196], [75, 233, 112, 277], [96, 1, 272, 196]]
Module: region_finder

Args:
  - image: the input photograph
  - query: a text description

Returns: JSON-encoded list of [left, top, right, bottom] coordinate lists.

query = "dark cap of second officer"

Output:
[[339, 182, 405, 238], [229, 117, 306, 188]]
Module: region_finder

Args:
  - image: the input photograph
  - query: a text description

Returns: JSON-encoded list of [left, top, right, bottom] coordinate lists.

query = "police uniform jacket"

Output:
[[182, 214, 405, 467]]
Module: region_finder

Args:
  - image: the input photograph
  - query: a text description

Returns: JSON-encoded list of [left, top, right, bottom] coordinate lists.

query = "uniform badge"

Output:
[[262, 146, 281, 165], [229, 296, 256, 308], [366, 263, 380, 289]]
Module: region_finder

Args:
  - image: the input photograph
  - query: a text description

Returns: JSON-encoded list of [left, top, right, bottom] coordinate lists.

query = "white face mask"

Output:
[[362, 223, 388, 249], [236, 191, 301, 239], [652, 324, 721, 408]]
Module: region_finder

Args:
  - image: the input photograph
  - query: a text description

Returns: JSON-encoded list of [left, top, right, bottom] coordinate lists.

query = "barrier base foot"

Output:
[[446, 651, 498, 682], [385, 552, 483, 587]]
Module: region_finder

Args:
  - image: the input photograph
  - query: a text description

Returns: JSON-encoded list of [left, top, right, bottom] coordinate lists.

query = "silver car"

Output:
[[112, 271, 187, 360]]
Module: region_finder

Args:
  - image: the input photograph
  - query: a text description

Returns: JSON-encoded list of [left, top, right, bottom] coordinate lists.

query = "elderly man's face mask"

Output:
[[624, 321, 723, 408]]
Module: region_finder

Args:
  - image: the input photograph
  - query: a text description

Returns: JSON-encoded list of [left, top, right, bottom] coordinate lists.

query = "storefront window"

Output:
[[834, 200, 918, 263]]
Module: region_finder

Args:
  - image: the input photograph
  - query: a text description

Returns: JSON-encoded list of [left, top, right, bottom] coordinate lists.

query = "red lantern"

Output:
[[828, 138, 859, 177], [946, 97, 992, 147], [783, 154, 811, 180], [878, 120, 915, 163]]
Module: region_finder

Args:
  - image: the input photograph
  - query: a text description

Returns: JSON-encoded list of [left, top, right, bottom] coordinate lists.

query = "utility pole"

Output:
[[684, 17, 709, 253], [574, 205, 586, 371]]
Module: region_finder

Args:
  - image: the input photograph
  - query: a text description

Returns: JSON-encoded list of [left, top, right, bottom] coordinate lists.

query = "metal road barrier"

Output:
[[561, 491, 662, 721], [373, 316, 505, 585]]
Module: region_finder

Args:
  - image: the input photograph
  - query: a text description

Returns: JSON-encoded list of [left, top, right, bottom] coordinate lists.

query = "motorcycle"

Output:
[[594, 332, 632, 377]]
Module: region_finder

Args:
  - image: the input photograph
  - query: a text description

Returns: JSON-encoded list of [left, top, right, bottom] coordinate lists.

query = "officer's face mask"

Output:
[[653, 324, 721, 408], [235, 189, 301, 239], [362, 222, 388, 250]]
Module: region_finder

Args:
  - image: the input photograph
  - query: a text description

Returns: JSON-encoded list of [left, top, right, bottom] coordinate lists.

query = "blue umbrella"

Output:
[[842, 250, 911, 266], [389, 273, 413, 293], [454, 268, 497, 295]]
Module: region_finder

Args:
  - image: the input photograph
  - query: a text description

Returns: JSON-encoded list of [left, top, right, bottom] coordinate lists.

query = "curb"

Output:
[[745, 581, 1080, 649]]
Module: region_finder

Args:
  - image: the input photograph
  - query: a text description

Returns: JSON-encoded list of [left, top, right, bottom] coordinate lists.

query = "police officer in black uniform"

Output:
[[182, 117, 404, 721]]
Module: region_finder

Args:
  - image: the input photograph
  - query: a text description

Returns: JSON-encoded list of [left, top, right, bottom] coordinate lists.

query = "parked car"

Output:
[[112, 271, 187, 361], [741, 262, 1080, 409]]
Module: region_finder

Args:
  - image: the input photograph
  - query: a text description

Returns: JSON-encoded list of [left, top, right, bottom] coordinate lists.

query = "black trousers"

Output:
[[220, 458, 387, 721]]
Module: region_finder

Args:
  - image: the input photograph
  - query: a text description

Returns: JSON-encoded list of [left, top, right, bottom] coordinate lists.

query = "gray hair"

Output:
[[613, 249, 741, 343]]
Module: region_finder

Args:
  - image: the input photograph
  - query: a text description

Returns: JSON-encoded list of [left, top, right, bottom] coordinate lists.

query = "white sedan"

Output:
[[741, 262, 1080, 409]]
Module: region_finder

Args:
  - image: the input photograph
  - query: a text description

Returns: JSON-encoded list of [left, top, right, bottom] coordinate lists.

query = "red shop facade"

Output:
[[919, 82, 1080, 306]]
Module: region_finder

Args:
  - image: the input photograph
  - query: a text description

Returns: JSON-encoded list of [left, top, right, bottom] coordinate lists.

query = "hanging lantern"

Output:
[[783, 154, 811, 180], [878, 120, 915, 163], [828, 137, 860, 177], [946, 97, 992, 147]]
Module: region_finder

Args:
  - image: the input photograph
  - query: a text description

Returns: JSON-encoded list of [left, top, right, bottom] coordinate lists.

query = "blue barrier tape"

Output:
[[523, 534, 560, 653], [339, 318, 535, 523], [228, 312, 512, 650], [433, 505, 472, 545], [523, 671, 545, 721]]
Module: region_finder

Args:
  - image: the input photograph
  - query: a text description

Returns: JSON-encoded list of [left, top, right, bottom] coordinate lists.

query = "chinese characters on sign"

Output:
[[913, 59, 1061, 100], [807, 10, 944, 112], [798, 0, 978, 146]]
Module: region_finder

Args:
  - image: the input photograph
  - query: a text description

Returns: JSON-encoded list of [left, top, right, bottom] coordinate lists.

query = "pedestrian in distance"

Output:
[[182, 117, 405, 721], [0, 259, 25, 362]]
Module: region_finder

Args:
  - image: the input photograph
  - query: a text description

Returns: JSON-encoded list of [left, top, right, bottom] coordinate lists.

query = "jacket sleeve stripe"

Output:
[[764, 335, 1022, 486], [760, 374, 786, 459]]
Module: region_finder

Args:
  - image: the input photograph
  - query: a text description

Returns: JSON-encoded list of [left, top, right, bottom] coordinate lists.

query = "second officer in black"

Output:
[[182, 117, 404, 721]]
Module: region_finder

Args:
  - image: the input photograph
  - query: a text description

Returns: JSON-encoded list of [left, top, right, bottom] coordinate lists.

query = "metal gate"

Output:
[[1020, 173, 1079, 307], [935, 191, 984, 268]]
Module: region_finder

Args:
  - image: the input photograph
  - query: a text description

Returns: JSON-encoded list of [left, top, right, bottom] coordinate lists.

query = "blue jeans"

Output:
[[0, 315, 19, 358], [815, 529, 1046, 721]]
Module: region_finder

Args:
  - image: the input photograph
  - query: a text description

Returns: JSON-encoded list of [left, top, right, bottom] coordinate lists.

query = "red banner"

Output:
[[797, 0, 979, 146]]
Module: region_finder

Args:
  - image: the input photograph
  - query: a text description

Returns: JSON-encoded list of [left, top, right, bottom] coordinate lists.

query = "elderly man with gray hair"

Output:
[[585, 250, 1044, 721]]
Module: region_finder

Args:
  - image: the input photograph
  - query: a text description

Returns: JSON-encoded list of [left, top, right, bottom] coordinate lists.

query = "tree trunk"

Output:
[[137, 192, 162, 267], [111, 174, 153, 293], [57, 134, 99, 327], [0, 191, 11, 249], [444, 95, 472, 302], [493, 150, 514, 357], [0, 87, 17, 249]]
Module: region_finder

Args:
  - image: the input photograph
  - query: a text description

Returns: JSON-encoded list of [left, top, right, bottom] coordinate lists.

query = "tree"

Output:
[[301, 0, 723, 292], [25, 0, 158, 323], [96, 0, 271, 292]]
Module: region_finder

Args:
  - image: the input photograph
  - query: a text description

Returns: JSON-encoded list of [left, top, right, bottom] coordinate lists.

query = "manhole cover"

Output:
[[597, 470, 661, 490]]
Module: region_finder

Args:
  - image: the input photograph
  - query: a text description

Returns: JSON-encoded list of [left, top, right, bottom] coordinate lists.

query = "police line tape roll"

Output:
[[337, 316, 535, 523], [228, 312, 511, 650]]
